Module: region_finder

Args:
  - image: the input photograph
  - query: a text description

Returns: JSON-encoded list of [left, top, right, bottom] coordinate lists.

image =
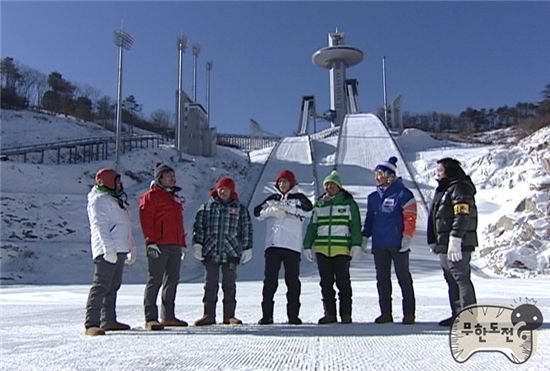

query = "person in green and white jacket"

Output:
[[303, 170, 362, 324]]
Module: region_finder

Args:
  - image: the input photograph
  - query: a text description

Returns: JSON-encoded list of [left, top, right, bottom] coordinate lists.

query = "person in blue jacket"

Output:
[[362, 157, 417, 325]]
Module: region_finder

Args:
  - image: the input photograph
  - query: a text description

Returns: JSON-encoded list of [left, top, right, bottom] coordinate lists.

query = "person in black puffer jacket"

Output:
[[427, 158, 477, 327]]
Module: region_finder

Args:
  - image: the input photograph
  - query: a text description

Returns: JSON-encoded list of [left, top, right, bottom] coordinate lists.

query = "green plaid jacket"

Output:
[[193, 197, 253, 264]]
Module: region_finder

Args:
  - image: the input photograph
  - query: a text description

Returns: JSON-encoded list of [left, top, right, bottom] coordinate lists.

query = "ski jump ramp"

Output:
[[336, 113, 429, 224], [242, 113, 430, 279]]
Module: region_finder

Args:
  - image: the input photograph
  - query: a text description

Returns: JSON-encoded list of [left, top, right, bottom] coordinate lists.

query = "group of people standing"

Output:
[[84, 156, 478, 335]]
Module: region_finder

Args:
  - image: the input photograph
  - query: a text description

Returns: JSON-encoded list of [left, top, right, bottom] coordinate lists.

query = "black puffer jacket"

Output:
[[427, 175, 478, 253]]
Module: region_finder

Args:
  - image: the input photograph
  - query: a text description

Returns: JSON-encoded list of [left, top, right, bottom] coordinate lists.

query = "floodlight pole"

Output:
[[192, 44, 201, 102], [177, 34, 188, 157], [114, 29, 134, 170], [206, 60, 213, 125], [382, 56, 388, 126]]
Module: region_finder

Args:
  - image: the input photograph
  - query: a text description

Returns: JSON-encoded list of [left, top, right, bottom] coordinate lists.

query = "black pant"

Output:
[[261, 247, 301, 319], [202, 260, 238, 319], [143, 245, 182, 322], [85, 253, 125, 328], [316, 254, 352, 316], [373, 249, 416, 316], [440, 251, 476, 316]]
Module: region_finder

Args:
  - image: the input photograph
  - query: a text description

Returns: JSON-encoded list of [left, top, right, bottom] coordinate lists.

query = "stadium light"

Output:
[[113, 29, 134, 169]]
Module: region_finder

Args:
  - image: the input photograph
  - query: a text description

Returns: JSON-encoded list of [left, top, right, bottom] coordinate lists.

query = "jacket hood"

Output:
[[437, 175, 477, 195]]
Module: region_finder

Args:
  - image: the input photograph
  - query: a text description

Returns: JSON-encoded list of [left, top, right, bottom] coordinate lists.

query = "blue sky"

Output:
[[2, 1, 549, 135]]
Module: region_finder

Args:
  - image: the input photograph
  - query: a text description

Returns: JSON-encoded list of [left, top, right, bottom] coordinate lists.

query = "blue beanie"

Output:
[[375, 156, 398, 175]]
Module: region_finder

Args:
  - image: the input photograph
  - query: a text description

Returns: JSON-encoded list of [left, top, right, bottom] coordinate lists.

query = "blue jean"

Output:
[[202, 260, 238, 319]]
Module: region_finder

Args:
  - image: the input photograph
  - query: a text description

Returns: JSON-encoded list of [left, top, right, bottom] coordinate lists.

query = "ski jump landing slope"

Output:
[[334, 113, 436, 282], [336, 113, 428, 224]]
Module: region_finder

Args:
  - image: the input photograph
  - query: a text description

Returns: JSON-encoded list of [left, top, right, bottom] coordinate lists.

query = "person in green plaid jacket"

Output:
[[192, 177, 253, 326], [303, 170, 363, 324]]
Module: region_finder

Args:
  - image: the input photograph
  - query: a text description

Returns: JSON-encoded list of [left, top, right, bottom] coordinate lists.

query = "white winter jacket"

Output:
[[87, 186, 136, 259], [254, 187, 313, 254]]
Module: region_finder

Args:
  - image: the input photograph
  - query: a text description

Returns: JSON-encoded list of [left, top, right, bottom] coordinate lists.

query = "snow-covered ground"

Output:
[[0, 110, 548, 370]]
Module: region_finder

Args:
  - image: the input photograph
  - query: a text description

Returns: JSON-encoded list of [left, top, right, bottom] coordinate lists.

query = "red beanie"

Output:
[[210, 176, 238, 200], [275, 170, 296, 190]]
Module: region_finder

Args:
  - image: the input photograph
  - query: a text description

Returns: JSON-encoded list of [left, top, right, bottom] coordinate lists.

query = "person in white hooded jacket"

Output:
[[84, 168, 136, 336], [253, 170, 313, 325]]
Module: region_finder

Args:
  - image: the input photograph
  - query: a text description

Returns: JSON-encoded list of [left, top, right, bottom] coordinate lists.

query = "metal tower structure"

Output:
[[312, 30, 363, 127]]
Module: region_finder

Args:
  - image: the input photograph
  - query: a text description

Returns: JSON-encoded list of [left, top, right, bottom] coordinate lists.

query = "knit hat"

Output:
[[375, 156, 398, 175], [323, 170, 343, 189], [95, 168, 119, 190], [154, 163, 174, 183], [210, 176, 239, 200], [275, 169, 297, 190]]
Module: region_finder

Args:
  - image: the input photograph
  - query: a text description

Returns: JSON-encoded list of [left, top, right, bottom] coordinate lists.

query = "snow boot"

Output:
[[195, 315, 216, 326], [223, 316, 243, 325], [161, 318, 188, 327], [341, 314, 352, 324], [101, 321, 130, 331], [374, 313, 393, 324], [287, 302, 301, 324], [259, 301, 274, 325], [402, 313, 415, 325], [288, 317, 302, 325], [318, 315, 337, 324], [145, 320, 164, 331], [438, 316, 454, 327], [85, 326, 106, 336], [258, 317, 274, 325]]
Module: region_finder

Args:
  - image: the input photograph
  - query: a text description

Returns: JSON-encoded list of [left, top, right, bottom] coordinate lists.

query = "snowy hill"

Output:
[[1, 110, 549, 282], [402, 127, 550, 277], [1, 110, 549, 370]]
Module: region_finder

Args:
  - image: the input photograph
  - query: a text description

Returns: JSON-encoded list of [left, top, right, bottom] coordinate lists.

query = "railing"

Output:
[[0, 135, 164, 164], [217, 133, 281, 152], [0, 130, 291, 165]]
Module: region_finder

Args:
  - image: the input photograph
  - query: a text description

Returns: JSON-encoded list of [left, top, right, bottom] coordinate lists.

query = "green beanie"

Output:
[[323, 170, 343, 189]]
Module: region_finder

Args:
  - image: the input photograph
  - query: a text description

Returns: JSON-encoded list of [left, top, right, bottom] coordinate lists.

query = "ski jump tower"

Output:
[[312, 30, 363, 127]]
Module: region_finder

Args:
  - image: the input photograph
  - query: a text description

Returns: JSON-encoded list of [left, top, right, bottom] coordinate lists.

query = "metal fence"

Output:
[[0, 135, 164, 164]]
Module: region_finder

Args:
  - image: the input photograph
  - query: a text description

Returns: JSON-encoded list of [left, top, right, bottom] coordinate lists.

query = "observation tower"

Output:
[[312, 30, 363, 127]]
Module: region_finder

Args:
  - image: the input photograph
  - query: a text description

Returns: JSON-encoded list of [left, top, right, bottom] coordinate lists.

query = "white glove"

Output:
[[103, 249, 118, 264], [303, 249, 313, 262], [428, 243, 437, 253], [351, 245, 362, 261], [447, 236, 463, 262], [399, 236, 412, 253], [241, 249, 253, 264], [193, 244, 204, 261], [181, 248, 186, 261], [264, 205, 286, 219], [361, 236, 370, 253], [125, 245, 137, 265]]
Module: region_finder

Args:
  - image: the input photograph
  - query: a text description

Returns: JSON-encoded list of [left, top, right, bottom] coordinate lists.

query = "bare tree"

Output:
[[150, 109, 172, 128], [76, 83, 102, 111], [17, 64, 47, 107]]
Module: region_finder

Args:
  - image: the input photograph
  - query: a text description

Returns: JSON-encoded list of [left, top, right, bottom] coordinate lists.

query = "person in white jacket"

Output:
[[84, 168, 137, 336], [253, 170, 313, 325]]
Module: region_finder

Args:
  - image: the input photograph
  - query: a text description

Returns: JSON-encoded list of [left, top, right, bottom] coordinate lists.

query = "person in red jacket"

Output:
[[139, 163, 187, 330]]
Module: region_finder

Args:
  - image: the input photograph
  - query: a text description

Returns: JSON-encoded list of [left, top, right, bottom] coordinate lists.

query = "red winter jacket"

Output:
[[139, 184, 186, 247]]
